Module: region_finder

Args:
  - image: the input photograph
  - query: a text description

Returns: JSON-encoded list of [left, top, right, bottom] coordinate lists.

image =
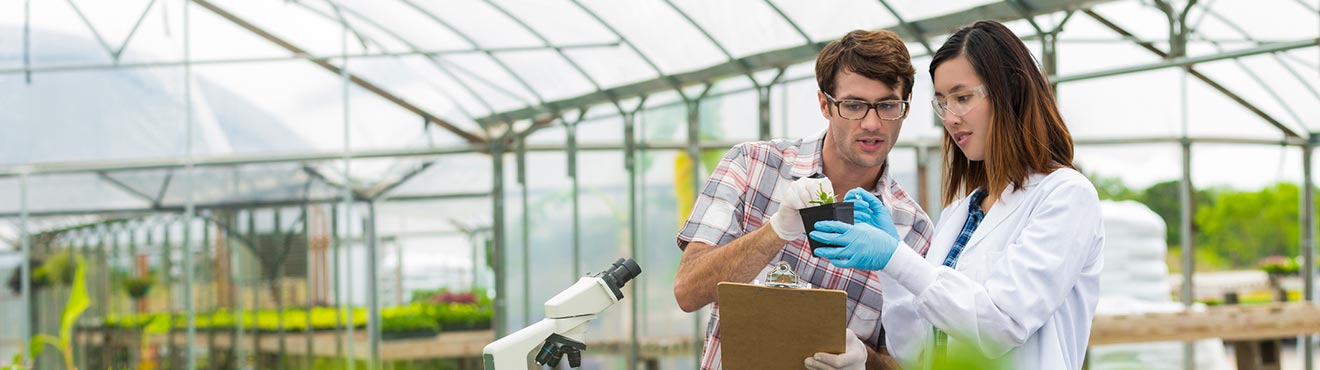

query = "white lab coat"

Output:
[[879, 168, 1104, 370]]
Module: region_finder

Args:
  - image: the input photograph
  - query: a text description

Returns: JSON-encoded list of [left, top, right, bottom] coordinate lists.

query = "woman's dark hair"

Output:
[[931, 20, 1075, 205]]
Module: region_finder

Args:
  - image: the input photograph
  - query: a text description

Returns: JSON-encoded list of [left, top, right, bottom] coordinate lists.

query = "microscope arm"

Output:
[[482, 314, 595, 369], [483, 258, 641, 369]]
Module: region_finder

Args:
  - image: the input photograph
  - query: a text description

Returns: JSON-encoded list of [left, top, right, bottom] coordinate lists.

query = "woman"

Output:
[[805, 20, 1103, 370]]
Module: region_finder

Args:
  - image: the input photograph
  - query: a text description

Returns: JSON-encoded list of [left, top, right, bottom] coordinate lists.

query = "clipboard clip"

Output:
[[759, 261, 805, 289]]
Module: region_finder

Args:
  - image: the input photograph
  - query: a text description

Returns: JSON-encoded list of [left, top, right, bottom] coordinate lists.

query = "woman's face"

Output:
[[932, 55, 991, 161]]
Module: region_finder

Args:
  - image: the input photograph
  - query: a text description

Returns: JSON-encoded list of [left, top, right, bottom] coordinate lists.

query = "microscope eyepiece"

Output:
[[595, 258, 641, 300]]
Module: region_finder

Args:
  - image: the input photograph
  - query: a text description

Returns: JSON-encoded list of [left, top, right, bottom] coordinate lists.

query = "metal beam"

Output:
[[662, 0, 750, 74], [1082, 10, 1306, 139], [112, 0, 158, 60], [566, 0, 683, 112], [0, 145, 483, 177], [482, 0, 611, 111], [397, 0, 538, 109], [478, 0, 1112, 125], [298, 1, 488, 122], [5, 131, 1314, 183], [1192, 7, 1320, 103], [154, 170, 174, 206], [96, 171, 161, 206], [0, 191, 483, 221], [0, 42, 622, 75], [302, 165, 369, 200], [64, 0, 117, 60], [190, 0, 485, 144], [876, 0, 935, 54], [761, 0, 812, 43], [1051, 38, 1319, 82], [366, 160, 438, 199]]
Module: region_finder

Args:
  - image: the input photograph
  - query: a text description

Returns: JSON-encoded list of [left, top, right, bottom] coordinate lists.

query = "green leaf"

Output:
[[809, 183, 836, 205], [31, 334, 58, 360], [60, 257, 90, 355]]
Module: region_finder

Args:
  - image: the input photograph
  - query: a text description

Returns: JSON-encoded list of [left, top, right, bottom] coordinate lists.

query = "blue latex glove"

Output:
[[810, 221, 900, 270], [843, 188, 899, 239]]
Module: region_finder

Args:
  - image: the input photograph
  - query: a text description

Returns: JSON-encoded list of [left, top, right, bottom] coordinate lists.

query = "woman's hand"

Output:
[[843, 188, 898, 239], [810, 221, 899, 271]]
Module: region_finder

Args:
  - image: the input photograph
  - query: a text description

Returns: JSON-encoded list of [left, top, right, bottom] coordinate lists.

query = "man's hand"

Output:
[[805, 329, 867, 370], [768, 176, 834, 241]]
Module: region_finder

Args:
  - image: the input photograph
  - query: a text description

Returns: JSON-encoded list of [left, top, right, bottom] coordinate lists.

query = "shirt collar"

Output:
[[968, 188, 988, 215]]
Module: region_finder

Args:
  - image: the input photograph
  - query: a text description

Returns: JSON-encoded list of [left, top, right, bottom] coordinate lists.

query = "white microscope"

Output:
[[483, 258, 642, 369]]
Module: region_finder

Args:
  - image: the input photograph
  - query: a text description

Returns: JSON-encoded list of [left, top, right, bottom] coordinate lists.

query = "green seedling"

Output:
[[808, 184, 837, 205]]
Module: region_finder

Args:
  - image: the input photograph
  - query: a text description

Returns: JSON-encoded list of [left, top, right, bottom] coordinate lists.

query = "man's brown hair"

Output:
[[815, 29, 916, 98]]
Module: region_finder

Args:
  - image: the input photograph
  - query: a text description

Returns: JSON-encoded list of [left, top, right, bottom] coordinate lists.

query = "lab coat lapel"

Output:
[[926, 197, 970, 264], [964, 174, 1040, 250]]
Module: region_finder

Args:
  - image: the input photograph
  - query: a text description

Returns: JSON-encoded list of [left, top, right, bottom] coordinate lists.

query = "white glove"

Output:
[[804, 328, 867, 370], [768, 176, 834, 241]]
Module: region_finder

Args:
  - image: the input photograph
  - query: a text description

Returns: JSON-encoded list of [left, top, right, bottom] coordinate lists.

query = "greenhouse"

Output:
[[0, 0, 1317, 369]]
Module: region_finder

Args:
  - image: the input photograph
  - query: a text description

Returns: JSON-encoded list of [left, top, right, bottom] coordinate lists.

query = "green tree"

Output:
[[1141, 180, 1215, 247], [1195, 183, 1300, 267], [1088, 172, 1143, 202]]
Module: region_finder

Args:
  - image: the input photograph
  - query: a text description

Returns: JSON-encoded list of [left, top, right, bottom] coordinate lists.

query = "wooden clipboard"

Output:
[[716, 282, 847, 369]]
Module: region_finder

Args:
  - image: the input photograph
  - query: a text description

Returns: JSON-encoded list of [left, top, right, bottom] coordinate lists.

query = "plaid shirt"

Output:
[[676, 131, 934, 370]]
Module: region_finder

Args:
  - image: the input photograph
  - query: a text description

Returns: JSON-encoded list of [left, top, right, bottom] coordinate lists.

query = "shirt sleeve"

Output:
[[880, 177, 1104, 359], [676, 144, 752, 250], [880, 240, 935, 368]]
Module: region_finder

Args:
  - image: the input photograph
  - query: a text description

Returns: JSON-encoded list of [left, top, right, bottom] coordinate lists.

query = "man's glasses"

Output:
[[822, 91, 910, 121]]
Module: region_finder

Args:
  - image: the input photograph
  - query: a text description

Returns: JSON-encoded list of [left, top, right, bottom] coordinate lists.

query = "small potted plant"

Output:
[[797, 183, 853, 250], [123, 275, 155, 300]]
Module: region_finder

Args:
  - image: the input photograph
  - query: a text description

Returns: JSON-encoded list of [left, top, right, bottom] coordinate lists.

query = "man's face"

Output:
[[817, 70, 907, 170]]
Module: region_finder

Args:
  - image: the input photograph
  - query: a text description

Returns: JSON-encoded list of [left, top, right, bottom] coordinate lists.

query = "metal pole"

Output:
[[517, 135, 531, 327], [201, 214, 214, 370], [130, 222, 139, 317], [182, 0, 198, 366], [160, 221, 174, 366], [231, 212, 245, 369], [18, 173, 30, 369], [1179, 65, 1195, 370], [568, 119, 581, 280], [247, 211, 259, 369], [757, 85, 771, 141], [1303, 138, 1316, 370], [366, 202, 381, 370], [624, 111, 639, 370], [274, 210, 286, 366], [304, 205, 313, 370], [491, 138, 508, 337], [339, 13, 356, 370], [686, 96, 703, 368], [331, 205, 343, 359]]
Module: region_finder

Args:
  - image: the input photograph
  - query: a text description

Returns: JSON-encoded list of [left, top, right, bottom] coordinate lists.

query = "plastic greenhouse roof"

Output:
[[0, 0, 1316, 220]]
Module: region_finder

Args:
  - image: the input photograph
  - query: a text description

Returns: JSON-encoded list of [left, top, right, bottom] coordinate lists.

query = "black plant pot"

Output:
[[799, 201, 854, 251]]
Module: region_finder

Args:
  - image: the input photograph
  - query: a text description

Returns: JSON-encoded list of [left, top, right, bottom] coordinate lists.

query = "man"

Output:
[[673, 29, 934, 370]]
